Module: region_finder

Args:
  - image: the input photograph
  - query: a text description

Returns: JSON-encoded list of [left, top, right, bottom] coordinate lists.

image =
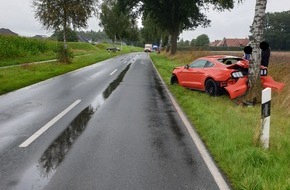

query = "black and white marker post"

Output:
[[261, 87, 272, 149]]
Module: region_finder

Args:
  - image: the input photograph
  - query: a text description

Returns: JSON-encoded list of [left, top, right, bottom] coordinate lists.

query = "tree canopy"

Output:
[[264, 10, 290, 50], [118, 0, 242, 54], [51, 29, 79, 42], [33, 0, 98, 31], [140, 14, 164, 45], [99, 0, 139, 44], [195, 34, 210, 46], [33, 0, 98, 62]]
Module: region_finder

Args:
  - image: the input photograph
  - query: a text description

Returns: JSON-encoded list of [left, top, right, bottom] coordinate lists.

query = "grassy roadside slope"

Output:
[[0, 35, 138, 67], [150, 52, 290, 190]]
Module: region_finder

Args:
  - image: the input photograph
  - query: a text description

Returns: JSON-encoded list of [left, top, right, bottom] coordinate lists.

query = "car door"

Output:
[[181, 60, 207, 89]]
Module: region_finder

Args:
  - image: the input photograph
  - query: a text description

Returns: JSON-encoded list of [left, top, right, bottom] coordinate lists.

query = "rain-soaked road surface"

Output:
[[0, 52, 227, 189]]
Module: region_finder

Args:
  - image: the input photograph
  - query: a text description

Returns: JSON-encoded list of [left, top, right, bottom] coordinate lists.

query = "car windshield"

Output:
[[217, 57, 244, 65]]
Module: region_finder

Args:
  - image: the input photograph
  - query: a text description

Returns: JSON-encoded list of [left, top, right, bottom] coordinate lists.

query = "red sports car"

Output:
[[170, 55, 284, 99]]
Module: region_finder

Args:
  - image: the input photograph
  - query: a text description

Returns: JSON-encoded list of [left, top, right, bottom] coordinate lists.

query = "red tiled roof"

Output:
[[217, 38, 250, 47]]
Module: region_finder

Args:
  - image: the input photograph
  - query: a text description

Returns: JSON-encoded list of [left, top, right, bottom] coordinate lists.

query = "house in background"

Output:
[[0, 28, 18, 36], [210, 38, 250, 47], [209, 40, 221, 47], [78, 35, 92, 43], [32, 35, 48, 39]]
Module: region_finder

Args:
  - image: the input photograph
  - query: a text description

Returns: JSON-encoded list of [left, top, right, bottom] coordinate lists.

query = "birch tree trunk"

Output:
[[246, 0, 268, 103]]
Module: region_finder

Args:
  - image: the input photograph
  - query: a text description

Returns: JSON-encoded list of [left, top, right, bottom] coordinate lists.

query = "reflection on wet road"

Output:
[[103, 64, 131, 99], [39, 106, 94, 175], [14, 63, 132, 189], [39, 63, 131, 175]]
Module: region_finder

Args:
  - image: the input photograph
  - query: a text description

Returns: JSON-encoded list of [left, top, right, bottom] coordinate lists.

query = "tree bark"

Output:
[[63, 8, 68, 51], [63, 27, 68, 50], [170, 30, 179, 55], [245, 0, 268, 103]]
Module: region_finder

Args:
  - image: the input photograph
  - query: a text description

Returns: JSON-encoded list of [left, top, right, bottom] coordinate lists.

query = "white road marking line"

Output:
[[19, 99, 82, 148], [110, 69, 118, 76], [150, 60, 231, 190]]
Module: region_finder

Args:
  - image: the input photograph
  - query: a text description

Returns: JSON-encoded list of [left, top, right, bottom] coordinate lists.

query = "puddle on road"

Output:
[[14, 64, 131, 190]]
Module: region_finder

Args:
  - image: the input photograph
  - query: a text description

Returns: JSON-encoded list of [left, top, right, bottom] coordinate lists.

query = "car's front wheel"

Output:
[[170, 75, 178, 85], [205, 79, 219, 96]]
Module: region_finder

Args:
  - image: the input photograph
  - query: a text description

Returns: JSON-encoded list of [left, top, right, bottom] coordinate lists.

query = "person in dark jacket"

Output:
[[260, 41, 271, 67]]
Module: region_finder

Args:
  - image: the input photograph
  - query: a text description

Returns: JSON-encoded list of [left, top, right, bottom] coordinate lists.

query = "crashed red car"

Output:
[[170, 55, 284, 99]]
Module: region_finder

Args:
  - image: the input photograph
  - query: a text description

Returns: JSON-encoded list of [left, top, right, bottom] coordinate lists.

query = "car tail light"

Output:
[[260, 68, 268, 76], [231, 71, 244, 79]]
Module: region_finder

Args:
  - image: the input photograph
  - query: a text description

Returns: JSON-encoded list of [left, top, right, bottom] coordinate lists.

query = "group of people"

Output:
[[243, 41, 271, 67]]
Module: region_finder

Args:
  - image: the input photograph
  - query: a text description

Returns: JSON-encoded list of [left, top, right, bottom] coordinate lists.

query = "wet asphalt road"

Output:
[[0, 53, 223, 189]]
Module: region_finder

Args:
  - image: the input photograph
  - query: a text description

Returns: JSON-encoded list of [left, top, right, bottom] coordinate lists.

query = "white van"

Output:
[[144, 44, 152, 52]]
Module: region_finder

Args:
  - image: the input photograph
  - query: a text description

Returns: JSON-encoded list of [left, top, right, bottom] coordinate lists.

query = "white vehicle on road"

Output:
[[144, 44, 152, 52]]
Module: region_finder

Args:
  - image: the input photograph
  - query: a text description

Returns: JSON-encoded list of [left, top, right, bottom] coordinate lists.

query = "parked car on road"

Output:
[[106, 47, 120, 52], [171, 55, 284, 99]]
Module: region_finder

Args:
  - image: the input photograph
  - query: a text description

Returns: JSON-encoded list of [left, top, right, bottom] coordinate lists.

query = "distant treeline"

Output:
[[50, 29, 110, 43]]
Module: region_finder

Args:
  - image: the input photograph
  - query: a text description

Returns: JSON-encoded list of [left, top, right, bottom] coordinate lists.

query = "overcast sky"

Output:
[[0, 0, 289, 42]]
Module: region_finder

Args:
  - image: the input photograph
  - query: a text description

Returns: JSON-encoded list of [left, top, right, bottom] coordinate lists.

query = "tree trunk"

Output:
[[244, 0, 268, 103], [63, 27, 68, 50], [170, 30, 179, 55]]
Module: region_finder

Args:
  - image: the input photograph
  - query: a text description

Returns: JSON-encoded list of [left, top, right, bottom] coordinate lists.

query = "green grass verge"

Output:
[[150, 53, 290, 190]]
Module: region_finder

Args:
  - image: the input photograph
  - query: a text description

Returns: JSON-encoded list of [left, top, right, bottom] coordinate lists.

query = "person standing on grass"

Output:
[[243, 45, 253, 61], [260, 41, 271, 67]]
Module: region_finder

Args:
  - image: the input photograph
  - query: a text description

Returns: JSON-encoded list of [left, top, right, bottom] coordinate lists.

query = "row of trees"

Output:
[[117, 0, 238, 55], [32, 0, 289, 60], [50, 29, 109, 42], [178, 34, 210, 47]]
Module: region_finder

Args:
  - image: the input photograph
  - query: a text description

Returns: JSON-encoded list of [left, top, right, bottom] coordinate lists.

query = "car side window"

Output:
[[205, 61, 214, 68], [189, 60, 207, 68]]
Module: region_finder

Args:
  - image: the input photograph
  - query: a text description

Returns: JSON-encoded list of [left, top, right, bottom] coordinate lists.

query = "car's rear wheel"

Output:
[[170, 75, 178, 85], [205, 79, 219, 96]]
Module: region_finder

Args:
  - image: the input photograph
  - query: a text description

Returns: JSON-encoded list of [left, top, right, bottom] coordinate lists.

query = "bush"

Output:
[[56, 44, 74, 64]]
